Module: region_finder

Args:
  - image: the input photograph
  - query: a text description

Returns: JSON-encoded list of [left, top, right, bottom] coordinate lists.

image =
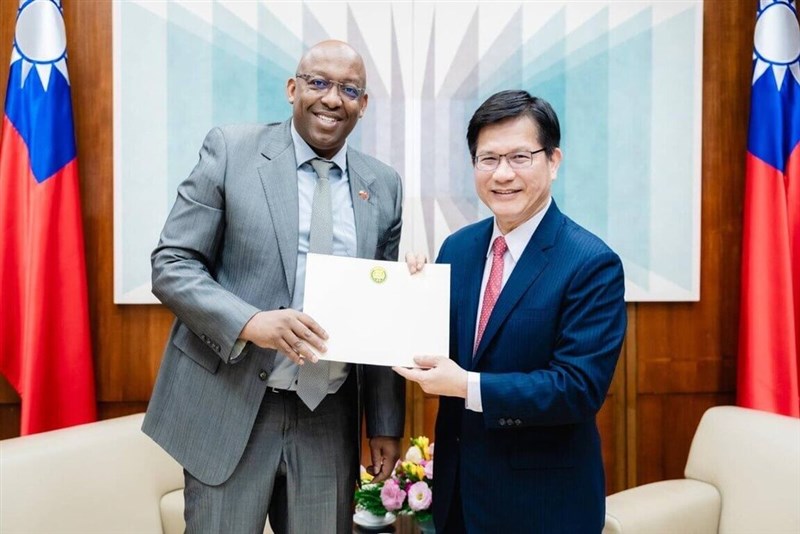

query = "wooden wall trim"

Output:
[[625, 305, 638, 488]]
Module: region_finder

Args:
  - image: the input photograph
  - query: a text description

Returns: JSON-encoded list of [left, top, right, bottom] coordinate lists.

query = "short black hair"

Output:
[[466, 90, 560, 159]]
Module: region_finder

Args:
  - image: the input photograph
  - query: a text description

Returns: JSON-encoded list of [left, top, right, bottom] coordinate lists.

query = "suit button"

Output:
[[506, 418, 514, 426], [498, 419, 506, 426], [514, 419, 522, 426], [258, 370, 268, 381]]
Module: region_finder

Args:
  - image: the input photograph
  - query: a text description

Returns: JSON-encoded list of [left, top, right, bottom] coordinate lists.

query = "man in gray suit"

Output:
[[143, 40, 405, 533]]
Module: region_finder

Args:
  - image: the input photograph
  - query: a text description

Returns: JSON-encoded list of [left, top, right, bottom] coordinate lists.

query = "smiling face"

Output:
[[473, 115, 562, 234], [286, 41, 368, 159]]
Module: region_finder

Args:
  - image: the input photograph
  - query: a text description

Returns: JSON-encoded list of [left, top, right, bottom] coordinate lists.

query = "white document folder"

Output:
[[303, 253, 450, 368]]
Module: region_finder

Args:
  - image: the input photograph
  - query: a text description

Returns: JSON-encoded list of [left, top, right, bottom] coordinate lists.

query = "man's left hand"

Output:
[[393, 356, 468, 398], [368, 436, 401, 483]]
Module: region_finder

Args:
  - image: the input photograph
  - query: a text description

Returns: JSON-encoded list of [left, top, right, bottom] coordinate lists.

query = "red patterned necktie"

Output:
[[475, 236, 508, 354]]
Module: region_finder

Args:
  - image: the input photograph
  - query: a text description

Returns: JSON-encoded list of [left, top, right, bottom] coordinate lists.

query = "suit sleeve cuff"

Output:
[[465, 372, 483, 412]]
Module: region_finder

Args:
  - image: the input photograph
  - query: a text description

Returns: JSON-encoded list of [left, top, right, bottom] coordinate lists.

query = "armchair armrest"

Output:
[[603, 479, 721, 534]]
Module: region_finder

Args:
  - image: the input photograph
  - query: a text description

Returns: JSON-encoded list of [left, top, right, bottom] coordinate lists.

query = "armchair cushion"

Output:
[[604, 479, 720, 534]]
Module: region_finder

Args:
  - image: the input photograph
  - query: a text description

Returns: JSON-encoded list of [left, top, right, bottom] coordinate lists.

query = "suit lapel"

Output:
[[347, 149, 378, 259], [459, 220, 493, 370], [258, 121, 299, 297], [472, 202, 564, 367]]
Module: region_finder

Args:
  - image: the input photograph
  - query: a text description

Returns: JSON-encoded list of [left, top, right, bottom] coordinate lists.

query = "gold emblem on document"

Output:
[[370, 266, 387, 284]]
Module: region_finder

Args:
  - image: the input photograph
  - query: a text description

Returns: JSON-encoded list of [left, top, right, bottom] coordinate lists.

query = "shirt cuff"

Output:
[[229, 339, 248, 363], [465, 371, 483, 412]]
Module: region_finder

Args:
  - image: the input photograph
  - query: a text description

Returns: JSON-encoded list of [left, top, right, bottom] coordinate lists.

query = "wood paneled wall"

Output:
[[0, 0, 752, 492]]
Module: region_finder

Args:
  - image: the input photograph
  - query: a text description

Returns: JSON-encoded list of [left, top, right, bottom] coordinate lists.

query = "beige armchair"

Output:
[[603, 406, 800, 534], [0, 414, 183, 533], [0, 413, 274, 533]]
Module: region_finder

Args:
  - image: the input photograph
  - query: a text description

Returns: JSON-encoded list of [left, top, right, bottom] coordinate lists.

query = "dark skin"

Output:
[[286, 40, 369, 159]]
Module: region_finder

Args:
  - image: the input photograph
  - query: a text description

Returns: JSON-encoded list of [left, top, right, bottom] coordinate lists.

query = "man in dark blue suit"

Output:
[[396, 90, 627, 533]]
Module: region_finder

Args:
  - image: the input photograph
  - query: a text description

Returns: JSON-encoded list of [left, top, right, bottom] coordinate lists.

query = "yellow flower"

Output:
[[416, 464, 426, 480], [401, 461, 425, 481], [359, 465, 373, 483], [411, 436, 432, 461]]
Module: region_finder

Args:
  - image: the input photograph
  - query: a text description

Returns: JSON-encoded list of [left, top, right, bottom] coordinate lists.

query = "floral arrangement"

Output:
[[354, 436, 434, 524]]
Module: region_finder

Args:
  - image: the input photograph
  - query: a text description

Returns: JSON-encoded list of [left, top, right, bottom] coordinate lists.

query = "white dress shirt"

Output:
[[466, 197, 552, 412]]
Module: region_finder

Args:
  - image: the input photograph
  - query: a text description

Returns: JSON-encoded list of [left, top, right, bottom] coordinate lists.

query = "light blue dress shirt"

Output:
[[264, 123, 358, 391]]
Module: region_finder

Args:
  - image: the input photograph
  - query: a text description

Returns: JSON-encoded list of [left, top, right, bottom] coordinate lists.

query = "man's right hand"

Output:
[[405, 251, 427, 274], [240, 310, 328, 365]]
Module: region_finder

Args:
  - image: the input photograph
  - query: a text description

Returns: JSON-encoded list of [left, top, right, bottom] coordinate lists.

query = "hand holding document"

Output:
[[303, 253, 450, 368]]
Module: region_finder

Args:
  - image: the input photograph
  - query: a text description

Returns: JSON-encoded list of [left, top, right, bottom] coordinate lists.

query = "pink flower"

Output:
[[380, 478, 406, 511], [407, 481, 432, 512], [424, 460, 434, 479]]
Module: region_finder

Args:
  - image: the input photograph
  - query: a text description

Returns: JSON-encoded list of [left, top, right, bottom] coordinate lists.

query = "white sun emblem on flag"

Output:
[[10, 0, 69, 92], [753, 0, 800, 88]]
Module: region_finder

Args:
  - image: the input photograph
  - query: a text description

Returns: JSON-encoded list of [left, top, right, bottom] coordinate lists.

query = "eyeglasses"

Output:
[[473, 149, 547, 171], [295, 73, 366, 101]]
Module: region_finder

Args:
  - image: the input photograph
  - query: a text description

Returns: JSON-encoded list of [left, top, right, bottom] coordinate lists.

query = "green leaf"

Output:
[[354, 486, 388, 516]]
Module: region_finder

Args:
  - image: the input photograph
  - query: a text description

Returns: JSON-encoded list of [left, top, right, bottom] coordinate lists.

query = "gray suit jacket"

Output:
[[142, 120, 405, 485]]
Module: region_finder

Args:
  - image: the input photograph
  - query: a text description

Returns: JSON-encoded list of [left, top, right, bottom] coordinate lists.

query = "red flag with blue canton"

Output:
[[0, 0, 96, 434], [738, 0, 800, 417]]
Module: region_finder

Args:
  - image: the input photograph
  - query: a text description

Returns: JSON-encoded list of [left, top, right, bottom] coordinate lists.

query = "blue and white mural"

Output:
[[114, 1, 703, 303]]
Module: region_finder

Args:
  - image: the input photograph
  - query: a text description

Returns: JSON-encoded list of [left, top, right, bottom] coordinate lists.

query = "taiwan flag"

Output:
[[0, 0, 96, 434], [737, 0, 800, 417]]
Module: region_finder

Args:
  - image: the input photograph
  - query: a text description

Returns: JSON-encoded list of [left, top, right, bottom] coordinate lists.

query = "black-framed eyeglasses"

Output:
[[473, 148, 547, 171], [295, 73, 366, 101]]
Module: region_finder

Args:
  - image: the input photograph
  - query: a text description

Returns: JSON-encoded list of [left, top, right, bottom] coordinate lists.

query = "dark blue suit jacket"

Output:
[[433, 201, 627, 533]]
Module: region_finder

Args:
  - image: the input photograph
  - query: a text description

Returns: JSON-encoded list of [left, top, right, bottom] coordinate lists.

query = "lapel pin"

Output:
[[358, 190, 369, 201]]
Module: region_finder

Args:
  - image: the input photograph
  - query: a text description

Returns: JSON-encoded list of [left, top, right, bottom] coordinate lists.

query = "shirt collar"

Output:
[[290, 120, 348, 173], [488, 196, 552, 261]]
